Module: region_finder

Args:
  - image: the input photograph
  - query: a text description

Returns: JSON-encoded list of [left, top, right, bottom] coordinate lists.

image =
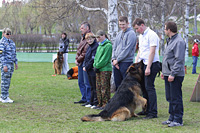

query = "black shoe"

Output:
[[81, 102, 90, 106], [137, 111, 147, 115], [74, 100, 86, 104], [143, 115, 157, 119]]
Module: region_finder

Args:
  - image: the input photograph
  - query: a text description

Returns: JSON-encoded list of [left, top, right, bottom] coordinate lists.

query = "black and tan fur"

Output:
[[53, 52, 63, 75], [81, 61, 147, 122]]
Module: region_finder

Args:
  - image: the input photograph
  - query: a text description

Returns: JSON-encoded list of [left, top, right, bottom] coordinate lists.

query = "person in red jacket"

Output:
[[192, 39, 199, 74]]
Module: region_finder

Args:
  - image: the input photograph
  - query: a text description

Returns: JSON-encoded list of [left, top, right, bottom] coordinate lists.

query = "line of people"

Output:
[[0, 16, 186, 127], [73, 16, 186, 127]]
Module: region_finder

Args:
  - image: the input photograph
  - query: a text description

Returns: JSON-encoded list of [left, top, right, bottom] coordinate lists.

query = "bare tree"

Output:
[[184, 0, 190, 57], [75, 0, 118, 42]]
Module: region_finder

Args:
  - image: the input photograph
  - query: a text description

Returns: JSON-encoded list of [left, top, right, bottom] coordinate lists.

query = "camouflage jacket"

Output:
[[0, 37, 18, 66]]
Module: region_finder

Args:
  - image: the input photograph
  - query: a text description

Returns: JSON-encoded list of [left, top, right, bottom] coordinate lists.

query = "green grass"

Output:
[[0, 62, 200, 132]]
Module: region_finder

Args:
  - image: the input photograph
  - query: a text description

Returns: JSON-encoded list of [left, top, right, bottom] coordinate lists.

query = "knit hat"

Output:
[[194, 39, 200, 43]]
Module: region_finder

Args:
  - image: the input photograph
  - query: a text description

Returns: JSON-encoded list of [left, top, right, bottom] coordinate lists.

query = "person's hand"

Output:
[[15, 64, 18, 70], [168, 75, 174, 82], [112, 60, 118, 66], [161, 73, 164, 80], [83, 67, 86, 71], [115, 64, 119, 69], [93, 67, 100, 73], [3, 66, 8, 72], [75, 60, 78, 66], [145, 67, 150, 76]]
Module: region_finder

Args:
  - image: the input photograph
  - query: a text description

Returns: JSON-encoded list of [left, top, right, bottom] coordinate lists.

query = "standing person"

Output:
[[192, 39, 199, 74], [112, 16, 137, 91], [133, 18, 160, 119], [74, 22, 91, 105], [93, 30, 112, 110], [59, 32, 69, 75], [161, 21, 186, 127], [83, 33, 99, 108], [0, 28, 18, 103]]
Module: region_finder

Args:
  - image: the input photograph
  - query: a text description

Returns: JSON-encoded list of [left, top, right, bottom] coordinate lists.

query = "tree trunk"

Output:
[[194, 0, 197, 35], [160, 0, 165, 56], [127, 0, 133, 27], [107, 0, 118, 43], [184, 0, 190, 57]]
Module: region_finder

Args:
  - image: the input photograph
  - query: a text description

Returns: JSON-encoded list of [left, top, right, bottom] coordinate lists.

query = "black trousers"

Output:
[[142, 61, 161, 116], [87, 74, 98, 106]]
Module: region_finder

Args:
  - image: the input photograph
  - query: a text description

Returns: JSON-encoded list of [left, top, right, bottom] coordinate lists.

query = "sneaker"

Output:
[[2, 97, 14, 103], [91, 105, 97, 109], [81, 102, 90, 106], [85, 104, 92, 107], [162, 120, 172, 125], [168, 122, 183, 127]]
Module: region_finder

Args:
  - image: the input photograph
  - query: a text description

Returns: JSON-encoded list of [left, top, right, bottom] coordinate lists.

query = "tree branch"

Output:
[[75, 0, 108, 15]]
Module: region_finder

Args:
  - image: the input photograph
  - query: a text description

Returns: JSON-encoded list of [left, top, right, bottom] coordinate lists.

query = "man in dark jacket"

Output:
[[161, 21, 186, 127], [74, 22, 91, 105]]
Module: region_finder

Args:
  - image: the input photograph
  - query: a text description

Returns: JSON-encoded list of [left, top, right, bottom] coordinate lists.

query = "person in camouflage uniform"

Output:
[[93, 30, 112, 110], [0, 28, 18, 103]]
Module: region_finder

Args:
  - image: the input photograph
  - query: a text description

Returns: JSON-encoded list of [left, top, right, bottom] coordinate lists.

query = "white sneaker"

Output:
[[91, 105, 97, 109], [2, 97, 14, 103], [85, 104, 92, 107]]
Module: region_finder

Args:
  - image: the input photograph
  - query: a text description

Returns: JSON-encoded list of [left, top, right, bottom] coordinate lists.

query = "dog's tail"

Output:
[[157, 62, 162, 77], [81, 114, 105, 122]]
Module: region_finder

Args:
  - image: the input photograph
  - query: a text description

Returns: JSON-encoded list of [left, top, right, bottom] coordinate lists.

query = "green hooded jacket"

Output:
[[93, 39, 112, 72]]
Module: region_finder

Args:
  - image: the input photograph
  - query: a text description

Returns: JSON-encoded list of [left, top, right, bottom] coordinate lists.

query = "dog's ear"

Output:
[[127, 64, 138, 74]]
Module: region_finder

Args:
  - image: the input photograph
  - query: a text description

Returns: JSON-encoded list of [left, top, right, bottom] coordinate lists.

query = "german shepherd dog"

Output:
[[81, 61, 147, 122], [53, 52, 63, 75]]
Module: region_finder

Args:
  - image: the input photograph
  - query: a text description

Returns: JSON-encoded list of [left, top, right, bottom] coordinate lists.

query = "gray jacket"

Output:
[[162, 33, 186, 77], [59, 38, 69, 53], [112, 27, 136, 63]]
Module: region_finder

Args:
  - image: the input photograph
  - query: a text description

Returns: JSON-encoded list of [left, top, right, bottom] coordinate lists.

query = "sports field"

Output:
[[0, 62, 200, 132]]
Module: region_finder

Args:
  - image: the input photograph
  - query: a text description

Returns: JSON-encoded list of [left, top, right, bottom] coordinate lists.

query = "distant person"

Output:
[[83, 33, 99, 108], [59, 32, 69, 75], [133, 18, 161, 119], [0, 28, 18, 103], [74, 22, 91, 105], [192, 39, 199, 74], [161, 21, 185, 127], [112, 16, 137, 91], [93, 30, 112, 110]]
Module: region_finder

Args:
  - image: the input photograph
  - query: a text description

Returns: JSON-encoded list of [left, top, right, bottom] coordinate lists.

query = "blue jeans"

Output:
[[143, 61, 161, 116], [164, 76, 184, 124], [113, 62, 132, 90], [192, 56, 198, 74], [78, 64, 91, 102]]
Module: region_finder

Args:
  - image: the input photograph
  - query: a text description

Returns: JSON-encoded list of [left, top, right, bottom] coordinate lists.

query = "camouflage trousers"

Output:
[[96, 71, 111, 107], [1, 63, 14, 99]]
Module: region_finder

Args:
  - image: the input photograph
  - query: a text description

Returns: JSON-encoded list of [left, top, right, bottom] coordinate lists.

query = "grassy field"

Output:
[[0, 62, 200, 133]]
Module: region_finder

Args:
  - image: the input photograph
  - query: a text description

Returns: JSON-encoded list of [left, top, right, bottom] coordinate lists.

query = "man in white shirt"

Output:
[[133, 18, 161, 119]]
